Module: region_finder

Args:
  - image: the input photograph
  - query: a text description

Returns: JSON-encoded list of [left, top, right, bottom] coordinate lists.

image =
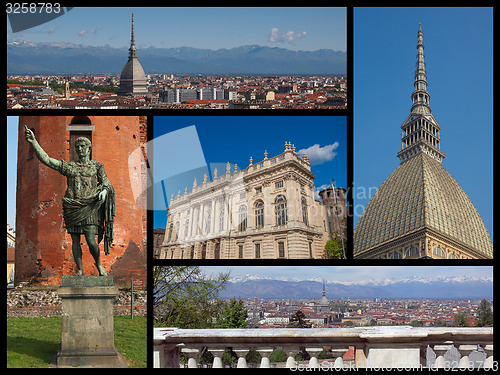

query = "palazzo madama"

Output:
[[156, 142, 345, 259]]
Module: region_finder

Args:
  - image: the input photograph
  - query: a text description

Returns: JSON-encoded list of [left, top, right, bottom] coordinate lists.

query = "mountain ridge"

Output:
[[7, 41, 347, 75], [219, 276, 493, 300]]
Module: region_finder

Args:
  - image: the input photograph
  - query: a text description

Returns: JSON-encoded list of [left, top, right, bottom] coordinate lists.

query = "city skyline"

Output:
[[7, 7, 346, 52], [353, 7, 493, 241]]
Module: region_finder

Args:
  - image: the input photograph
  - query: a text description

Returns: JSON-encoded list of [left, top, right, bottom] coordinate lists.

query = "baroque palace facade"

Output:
[[157, 142, 346, 259], [354, 25, 493, 260]]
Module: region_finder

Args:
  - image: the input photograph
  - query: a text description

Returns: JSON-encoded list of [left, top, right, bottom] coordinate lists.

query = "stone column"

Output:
[[209, 348, 226, 368], [257, 348, 274, 368], [306, 347, 323, 368], [483, 345, 494, 368], [432, 345, 450, 368], [458, 345, 476, 368], [233, 348, 249, 368], [283, 347, 297, 368], [182, 348, 200, 368], [56, 276, 126, 367]]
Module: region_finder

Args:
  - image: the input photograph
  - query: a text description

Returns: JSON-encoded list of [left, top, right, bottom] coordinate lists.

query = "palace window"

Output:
[[433, 246, 445, 258], [275, 180, 284, 189], [184, 219, 190, 238], [167, 223, 173, 242], [275, 195, 288, 226], [238, 245, 244, 259], [278, 241, 285, 258], [255, 186, 262, 194], [301, 197, 308, 226], [214, 243, 220, 259], [406, 246, 419, 258], [255, 243, 261, 258], [238, 205, 247, 231], [205, 205, 211, 234], [201, 244, 207, 259], [255, 200, 264, 229], [391, 252, 402, 259], [218, 202, 225, 232]]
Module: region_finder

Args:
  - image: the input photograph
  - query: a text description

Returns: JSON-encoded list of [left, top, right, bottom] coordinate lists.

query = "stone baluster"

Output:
[[257, 348, 274, 368], [233, 348, 249, 368], [432, 345, 451, 368], [209, 348, 226, 368], [458, 345, 476, 368], [332, 348, 348, 368], [306, 347, 323, 368], [483, 344, 493, 368], [283, 347, 297, 368], [182, 348, 200, 368]]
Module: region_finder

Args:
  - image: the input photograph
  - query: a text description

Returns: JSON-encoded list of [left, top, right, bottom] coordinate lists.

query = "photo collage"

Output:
[[6, 6, 494, 370]]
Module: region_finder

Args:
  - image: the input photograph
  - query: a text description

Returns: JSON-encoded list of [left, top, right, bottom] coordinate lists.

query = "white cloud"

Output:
[[77, 30, 86, 37], [269, 27, 307, 45], [297, 142, 339, 166]]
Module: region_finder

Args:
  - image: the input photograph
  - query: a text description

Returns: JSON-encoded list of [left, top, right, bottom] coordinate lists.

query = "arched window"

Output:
[[238, 205, 247, 231], [433, 246, 445, 258], [448, 253, 457, 259], [275, 195, 288, 226], [255, 200, 264, 229], [406, 246, 419, 258], [301, 197, 308, 226], [391, 252, 402, 259]]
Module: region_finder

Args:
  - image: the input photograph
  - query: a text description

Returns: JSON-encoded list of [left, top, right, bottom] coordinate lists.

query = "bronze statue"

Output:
[[24, 125, 115, 276]]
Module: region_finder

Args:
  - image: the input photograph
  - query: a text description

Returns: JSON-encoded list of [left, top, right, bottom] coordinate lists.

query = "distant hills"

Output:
[[7, 41, 346, 75], [219, 275, 493, 300]]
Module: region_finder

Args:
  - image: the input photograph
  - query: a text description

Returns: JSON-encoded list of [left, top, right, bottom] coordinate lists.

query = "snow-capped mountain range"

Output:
[[220, 274, 493, 300]]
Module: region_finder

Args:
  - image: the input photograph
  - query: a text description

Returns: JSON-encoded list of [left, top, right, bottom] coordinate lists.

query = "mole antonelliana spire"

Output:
[[354, 24, 493, 260], [117, 12, 148, 96]]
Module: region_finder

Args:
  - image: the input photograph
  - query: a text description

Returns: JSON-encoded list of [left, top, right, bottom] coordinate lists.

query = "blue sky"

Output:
[[200, 266, 493, 283], [152, 116, 347, 229], [7, 7, 346, 51], [354, 7, 493, 240]]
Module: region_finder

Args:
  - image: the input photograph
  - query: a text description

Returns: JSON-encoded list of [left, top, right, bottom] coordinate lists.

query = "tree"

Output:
[[325, 217, 347, 259], [476, 299, 493, 327], [153, 266, 230, 328], [452, 312, 469, 327], [215, 298, 248, 328], [287, 310, 310, 328]]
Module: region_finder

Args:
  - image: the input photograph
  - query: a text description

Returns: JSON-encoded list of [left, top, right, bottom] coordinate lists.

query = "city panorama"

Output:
[[7, 7, 346, 110]]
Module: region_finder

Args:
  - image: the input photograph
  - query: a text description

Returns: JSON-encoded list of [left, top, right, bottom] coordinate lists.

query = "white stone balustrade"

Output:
[[153, 326, 493, 369]]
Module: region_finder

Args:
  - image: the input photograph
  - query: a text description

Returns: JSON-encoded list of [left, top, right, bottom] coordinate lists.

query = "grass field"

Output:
[[7, 316, 147, 368]]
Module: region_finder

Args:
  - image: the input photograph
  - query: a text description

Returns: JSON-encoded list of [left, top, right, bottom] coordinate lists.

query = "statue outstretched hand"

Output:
[[24, 125, 35, 143]]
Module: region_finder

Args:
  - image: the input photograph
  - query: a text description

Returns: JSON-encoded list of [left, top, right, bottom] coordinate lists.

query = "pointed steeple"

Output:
[[396, 24, 445, 164], [118, 12, 148, 96], [128, 12, 137, 61], [411, 23, 430, 115]]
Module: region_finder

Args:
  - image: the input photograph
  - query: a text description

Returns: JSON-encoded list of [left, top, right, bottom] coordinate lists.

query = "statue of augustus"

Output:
[[24, 125, 115, 276]]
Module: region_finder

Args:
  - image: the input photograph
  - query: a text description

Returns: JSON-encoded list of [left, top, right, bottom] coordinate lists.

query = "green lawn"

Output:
[[7, 316, 147, 368]]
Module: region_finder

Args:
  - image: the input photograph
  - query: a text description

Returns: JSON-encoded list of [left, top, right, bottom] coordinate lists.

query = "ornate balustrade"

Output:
[[153, 326, 493, 369]]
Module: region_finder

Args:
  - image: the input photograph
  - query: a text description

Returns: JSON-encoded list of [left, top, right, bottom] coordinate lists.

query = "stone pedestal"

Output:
[[56, 276, 127, 367]]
